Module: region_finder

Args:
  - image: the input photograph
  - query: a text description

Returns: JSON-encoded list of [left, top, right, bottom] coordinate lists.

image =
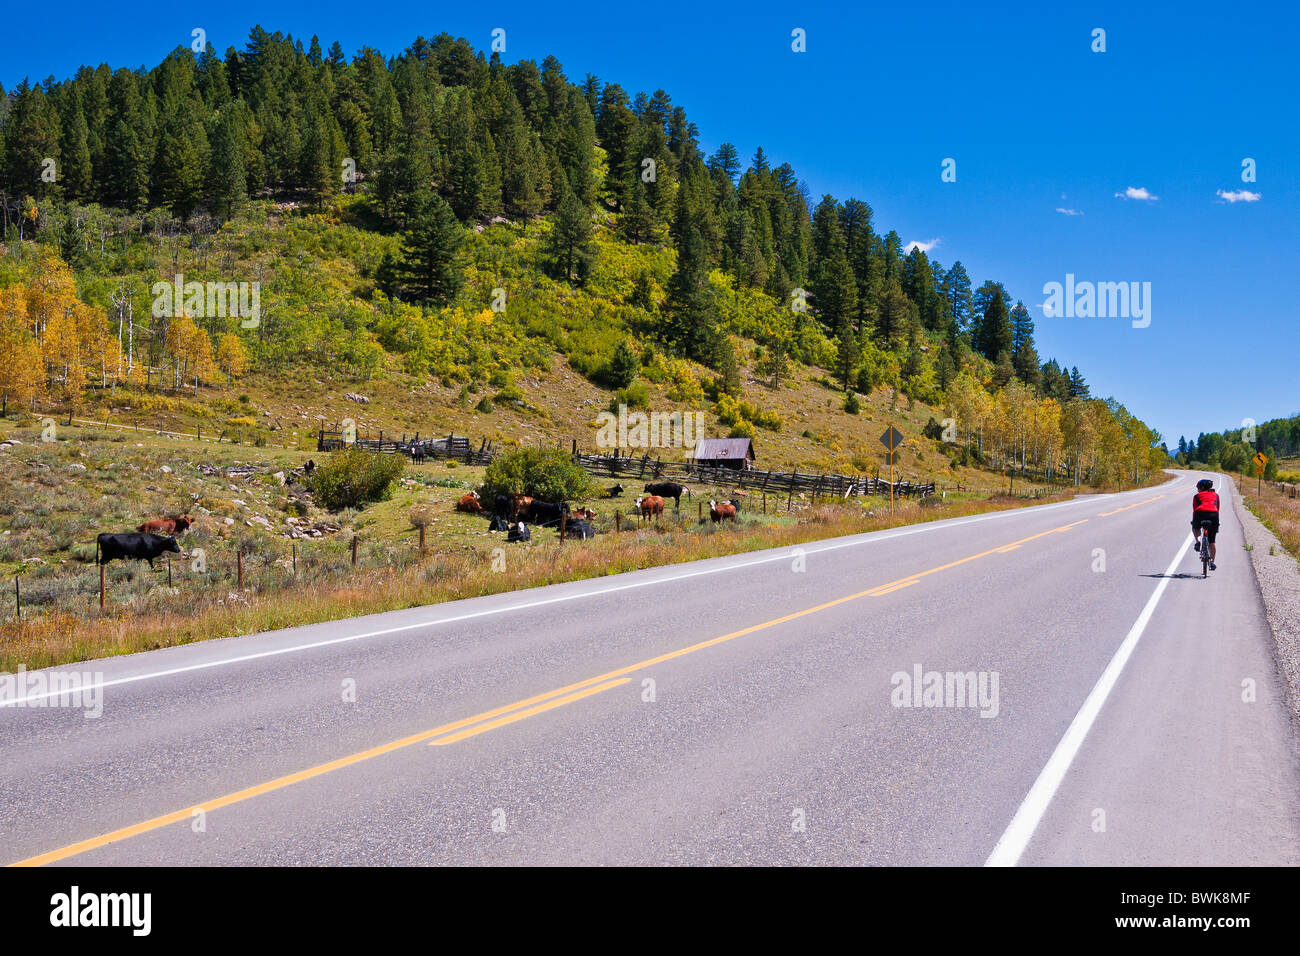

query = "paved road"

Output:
[[3, 470, 1297, 865]]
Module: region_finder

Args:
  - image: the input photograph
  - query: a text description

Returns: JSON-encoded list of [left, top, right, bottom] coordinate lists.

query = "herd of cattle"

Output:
[[91, 478, 742, 570], [455, 480, 741, 541]]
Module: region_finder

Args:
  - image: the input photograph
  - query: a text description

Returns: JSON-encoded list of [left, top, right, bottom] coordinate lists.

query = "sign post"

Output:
[[1254, 452, 1268, 495], [880, 426, 904, 516]]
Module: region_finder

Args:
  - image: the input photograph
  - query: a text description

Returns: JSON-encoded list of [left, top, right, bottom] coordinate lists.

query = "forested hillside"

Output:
[[1177, 415, 1300, 479], [0, 26, 1168, 485]]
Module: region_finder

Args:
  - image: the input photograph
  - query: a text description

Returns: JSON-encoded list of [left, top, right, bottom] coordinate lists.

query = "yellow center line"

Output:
[[429, 679, 630, 746], [1098, 494, 1165, 517], [11, 514, 1089, 867]]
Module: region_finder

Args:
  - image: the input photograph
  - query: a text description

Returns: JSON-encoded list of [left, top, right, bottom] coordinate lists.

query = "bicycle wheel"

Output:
[[1201, 522, 1211, 577]]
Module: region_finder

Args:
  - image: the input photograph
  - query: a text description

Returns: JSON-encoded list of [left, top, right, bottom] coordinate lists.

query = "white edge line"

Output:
[[984, 530, 1195, 866], [0, 489, 1151, 707]]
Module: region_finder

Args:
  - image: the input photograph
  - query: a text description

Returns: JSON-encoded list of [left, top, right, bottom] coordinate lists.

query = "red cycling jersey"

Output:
[[1193, 490, 1220, 513]]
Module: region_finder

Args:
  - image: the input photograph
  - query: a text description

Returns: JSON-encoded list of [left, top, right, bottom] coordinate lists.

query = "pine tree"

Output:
[[549, 183, 593, 282], [206, 107, 247, 220], [153, 119, 208, 218], [666, 224, 718, 363], [993, 349, 1015, 388], [58, 94, 93, 200], [399, 192, 465, 305], [1010, 301, 1040, 387], [299, 110, 336, 208], [3, 83, 62, 199]]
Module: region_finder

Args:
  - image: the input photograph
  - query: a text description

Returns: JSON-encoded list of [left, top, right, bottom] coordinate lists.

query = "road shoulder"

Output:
[[1235, 487, 1300, 736]]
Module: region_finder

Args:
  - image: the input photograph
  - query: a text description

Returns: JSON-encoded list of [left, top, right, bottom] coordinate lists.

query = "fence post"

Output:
[[292, 542, 297, 578], [237, 550, 243, 590], [615, 511, 621, 532], [763, 492, 767, 514], [14, 574, 20, 619], [167, 552, 172, 587], [99, 564, 105, 610], [419, 525, 426, 552], [559, 512, 566, 545], [351, 535, 358, 566]]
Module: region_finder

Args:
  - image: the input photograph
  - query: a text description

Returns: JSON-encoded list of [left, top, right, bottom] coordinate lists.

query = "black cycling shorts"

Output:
[[1192, 510, 1219, 543]]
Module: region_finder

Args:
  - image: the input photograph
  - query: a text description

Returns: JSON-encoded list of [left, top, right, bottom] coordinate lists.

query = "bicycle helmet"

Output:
[[1196, 478, 1213, 490]]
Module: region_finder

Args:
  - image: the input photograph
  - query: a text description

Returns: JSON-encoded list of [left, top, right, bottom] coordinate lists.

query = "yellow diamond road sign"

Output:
[[1254, 452, 1268, 468]]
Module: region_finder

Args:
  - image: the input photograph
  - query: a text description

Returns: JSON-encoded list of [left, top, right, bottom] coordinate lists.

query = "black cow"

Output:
[[562, 519, 595, 540], [492, 494, 513, 519], [527, 500, 570, 528], [96, 532, 181, 568], [605, 484, 624, 498], [507, 522, 531, 542], [487, 513, 511, 532], [643, 481, 687, 508]]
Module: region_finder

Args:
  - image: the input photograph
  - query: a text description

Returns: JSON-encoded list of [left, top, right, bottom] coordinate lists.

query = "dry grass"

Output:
[[1239, 475, 1300, 561]]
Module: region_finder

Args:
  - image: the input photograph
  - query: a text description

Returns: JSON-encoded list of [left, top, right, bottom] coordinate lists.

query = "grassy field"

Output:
[[0, 412, 1106, 671], [1236, 469, 1300, 563]]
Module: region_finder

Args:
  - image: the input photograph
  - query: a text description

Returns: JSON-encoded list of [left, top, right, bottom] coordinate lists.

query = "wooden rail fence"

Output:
[[317, 429, 935, 499]]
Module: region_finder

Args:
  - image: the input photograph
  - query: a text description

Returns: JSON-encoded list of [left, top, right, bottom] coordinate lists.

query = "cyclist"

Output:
[[1191, 477, 1220, 570]]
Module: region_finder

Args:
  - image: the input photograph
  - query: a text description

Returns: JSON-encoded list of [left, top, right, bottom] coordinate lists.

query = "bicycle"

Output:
[[1199, 519, 1213, 578]]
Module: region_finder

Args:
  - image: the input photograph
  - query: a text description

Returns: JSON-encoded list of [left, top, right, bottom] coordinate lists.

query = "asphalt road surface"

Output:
[[3, 470, 1297, 866]]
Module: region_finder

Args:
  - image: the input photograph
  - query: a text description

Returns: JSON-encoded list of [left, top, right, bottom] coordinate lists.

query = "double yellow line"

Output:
[[1098, 493, 1165, 517], [11, 513, 1093, 867]]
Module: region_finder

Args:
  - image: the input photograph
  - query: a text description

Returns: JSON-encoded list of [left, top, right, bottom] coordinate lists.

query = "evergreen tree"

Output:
[[399, 192, 465, 305], [206, 107, 247, 219], [1068, 366, 1090, 399], [153, 119, 208, 218], [605, 339, 640, 388], [3, 83, 62, 198], [58, 93, 93, 200], [666, 224, 718, 362], [942, 261, 972, 339], [549, 183, 593, 282], [1009, 301, 1040, 386]]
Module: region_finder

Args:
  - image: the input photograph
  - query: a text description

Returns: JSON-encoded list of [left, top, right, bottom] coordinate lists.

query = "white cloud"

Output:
[[1216, 189, 1261, 203], [1055, 207, 1083, 216], [1115, 186, 1158, 201], [903, 238, 940, 254]]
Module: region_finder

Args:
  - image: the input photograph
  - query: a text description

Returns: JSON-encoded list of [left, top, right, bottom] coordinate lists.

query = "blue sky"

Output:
[[4, 0, 1296, 447]]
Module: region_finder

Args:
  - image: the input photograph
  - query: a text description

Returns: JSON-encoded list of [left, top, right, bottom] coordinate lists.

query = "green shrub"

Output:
[[310, 448, 405, 511], [844, 392, 861, 415], [481, 447, 600, 502], [610, 381, 650, 411], [476, 396, 495, 413]]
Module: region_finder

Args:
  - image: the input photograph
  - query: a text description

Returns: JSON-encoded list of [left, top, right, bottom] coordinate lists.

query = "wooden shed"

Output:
[[690, 437, 756, 470]]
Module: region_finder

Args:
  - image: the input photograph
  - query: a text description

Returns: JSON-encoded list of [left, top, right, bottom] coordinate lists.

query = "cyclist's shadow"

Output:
[[1139, 572, 1204, 579]]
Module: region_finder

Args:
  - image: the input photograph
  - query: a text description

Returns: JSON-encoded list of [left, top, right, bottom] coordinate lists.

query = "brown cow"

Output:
[[136, 515, 193, 535], [573, 507, 597, 521], [455, 491, 484, 513], [635, 495, 665, 523], [709, 500, 737, 523], [510, 495, 534, 521]]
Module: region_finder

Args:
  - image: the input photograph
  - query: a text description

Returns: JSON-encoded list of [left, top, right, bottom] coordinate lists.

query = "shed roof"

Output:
[[691, 437, 755, 460]]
